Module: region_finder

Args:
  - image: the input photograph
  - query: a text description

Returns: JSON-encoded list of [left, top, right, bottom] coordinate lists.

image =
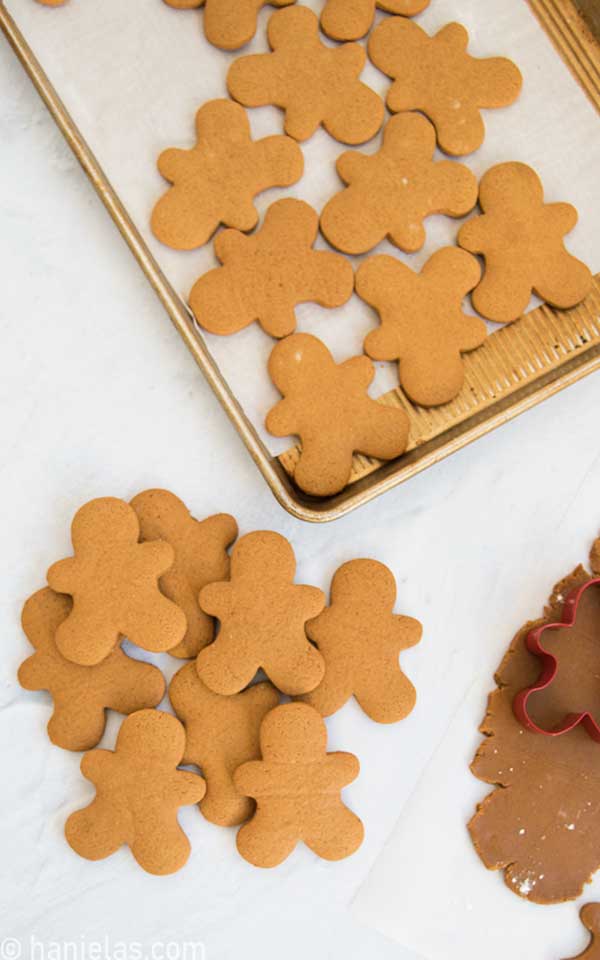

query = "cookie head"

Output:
[[332, 557, 396, 607], [260, 702, 327, 761]]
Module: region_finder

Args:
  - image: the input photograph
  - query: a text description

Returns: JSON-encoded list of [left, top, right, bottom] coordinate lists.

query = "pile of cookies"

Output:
[[149, 1, 593, 496], [19, 489, 422, 874]]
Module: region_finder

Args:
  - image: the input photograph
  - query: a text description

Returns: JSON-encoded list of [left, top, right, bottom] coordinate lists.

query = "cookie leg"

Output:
[[354, 668, 416, 723], [304, 805, 364, 861], [236, 808, 298, 867], [265, 641, 325, 696], [196, 641, 258, 695], [130, 816, 193, 875], [65, 797, 130, 862], [201, 759, 254, 827], [302, 658, 354, 717], [47, 699, 107, 752]]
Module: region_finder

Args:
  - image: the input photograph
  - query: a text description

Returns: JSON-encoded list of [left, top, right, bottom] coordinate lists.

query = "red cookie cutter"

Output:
[[513, 577, 600, 742]]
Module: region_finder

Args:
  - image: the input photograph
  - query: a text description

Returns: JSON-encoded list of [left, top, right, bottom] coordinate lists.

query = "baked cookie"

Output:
[[321, 0, 430, 42], [131, 489, 237, 659], [151, 99, 303, 250], [169, 663, 279, 826], [197, 530, 325, 696], [469, 563, 600, 903], [47, 497, 186, 665], [227, 5, 384, 144], [18, 588, 165, 752], [266, 333, 410, 496], [162, 0, 297, 51], [66, 710, 205, 875], [368, 19, 522, 156], [302, 559, 422, 722], [320, 112, 478, 255], [234, 702, 364, 867], [458, 162, 592, 323], [356, 248, 486, 406], [189, 199, 354, 339]]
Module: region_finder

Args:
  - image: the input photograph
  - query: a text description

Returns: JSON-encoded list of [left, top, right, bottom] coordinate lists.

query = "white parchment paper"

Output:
[[6, 0, 600, 455]]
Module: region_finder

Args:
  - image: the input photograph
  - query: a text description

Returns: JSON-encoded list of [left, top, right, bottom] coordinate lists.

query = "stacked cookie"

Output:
[[19, 490, 422, 874], [151, 2, 592, 496]]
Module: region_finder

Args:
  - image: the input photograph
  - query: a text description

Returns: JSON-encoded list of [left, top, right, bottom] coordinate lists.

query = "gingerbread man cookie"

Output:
[[563, 905, 600, 960], [321, 0, 429, 42], [302, 560, 421, 722], [189, 199, 354, 339], [131, 489, 237, 659], [162, 0, 297, 51], [169, 663, 279, 826], [266, 334, 410, 497], [18, 589, 165, 752], [197, 530, 325, 696], [356, 248, 486, 406], [458, 162, 592, 323], [47, 497, 186, 666], [234, 702, 364, 867], [227, 5, 384, 144], [320, 112, 478, 255], [151, 99, 303, 250], [369, 19, 522, 156], [66, 710, 205, 875]]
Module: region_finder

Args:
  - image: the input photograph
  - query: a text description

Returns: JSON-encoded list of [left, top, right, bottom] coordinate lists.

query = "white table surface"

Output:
[[2, 10, 600, 960]]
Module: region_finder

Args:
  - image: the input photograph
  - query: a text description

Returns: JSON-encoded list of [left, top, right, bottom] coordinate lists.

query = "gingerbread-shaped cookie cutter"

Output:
[[513, 577, 600, 741]]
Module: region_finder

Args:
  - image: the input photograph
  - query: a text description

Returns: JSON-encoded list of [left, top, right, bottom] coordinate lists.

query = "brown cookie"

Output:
[[162, 0, 297, 51], [302, 559, 421, 722], [197, 530, 325, 696], [320, 112, 478, 255], [151, 99, 303, 251], [563, 905, 600, 960], [169, 663, 279, 826], [65, 710, 206, 875], [321, 0, 429, 42], [131, 489, 237, 659], [266, 333, 410, 497], [368, 19, 522, 156], [356, 248, 486, 406], [189, 199, 354, 339], [227, 5, 384, 144], [234, 702, 364, 867], [469, 565, 600, 903], [458, 162, 593, 323], [47, 497, 186, 666], [35, 0, 67, 5], [18, 589, 166, 752]]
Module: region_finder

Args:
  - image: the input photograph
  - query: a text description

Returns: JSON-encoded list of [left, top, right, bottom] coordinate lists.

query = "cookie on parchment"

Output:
[[357, 247, 486, 406], [131, 489, 237, 659], [234, 702, 364, 867], [66, 710, 206, 875], [227, 5, 384, 144], [151, 99, 303, 250], [320, 112, 477, 255], [169, 663, 279, 826], [18, 588, 165, 752], [47, 497, 186, 666], [266, 335, 410, 497], [458, 162, 592, 324], [368, 18, 522, 156], [189, 199, 354, 339], [302, 559, 421, 723], [197, 530, 325, 696], [162, 0, 296, 50], [321, 0, 429, 42]]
